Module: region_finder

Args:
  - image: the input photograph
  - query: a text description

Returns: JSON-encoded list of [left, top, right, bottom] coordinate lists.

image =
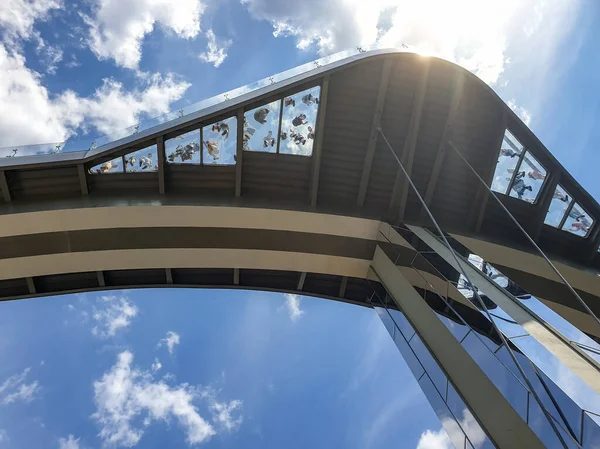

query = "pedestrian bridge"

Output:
[[0, 49, 598, 339]]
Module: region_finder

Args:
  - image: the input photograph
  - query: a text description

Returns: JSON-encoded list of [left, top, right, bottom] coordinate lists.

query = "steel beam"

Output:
[[357, 60, 393, 206], [156, 135, 166, 195], [371, 246, 544, 449], [0, 170, 11, 202], [472, 111, 508, 232], [166, 268, 173, 284], [235, 108, 244, 197], [310, 75, 330, 207], [96, 271, 106, 287], [389, 60, 431, 219], [26, 277, 36, 294], [297, 272, 307, 291], [420, 73, 465, 216], [77, 164, 88, 196]]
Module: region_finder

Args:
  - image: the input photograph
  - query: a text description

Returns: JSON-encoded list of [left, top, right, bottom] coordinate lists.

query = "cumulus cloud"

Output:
[[92, 351, 242, 447], [157, 331, 180, 355], [416, 429, 452, 449], [242, 0, 575, 85], [0, 367, 40, 405], [0, 43, 190, 152], [92, 296, 138, 338], [0, 0, 61, 46], [507, 98, 532, 127], [199, 29, 231, 68], [284, 294, 304, 322], [58, 434, 82, 449], [83, 0, 205, 69]]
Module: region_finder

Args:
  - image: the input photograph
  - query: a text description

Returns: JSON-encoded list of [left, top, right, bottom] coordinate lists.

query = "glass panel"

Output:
[[392, 323, 425, 380], [491, 130, 524, 194], [545, 185, 571, 227], [562, 202, 594, 237], [124, 145, 158, 172], [410, 334, 448, 400], [446, 383, 494, 449], [461, 332, 528, 420], [279, 86, 321, 156], [435, 312, 470, 342], [202, 116, 237, 165], [88, 156, 122, 174], [374, 307, 394, 336], [243, 101, 281, 153], [508, 152, 546, 203], [418, 375, 467, 449], [388, 309, 415, 340], [528, 396, 577, 449], [166, 130, 200, 164], [583, 411, 600, 448]]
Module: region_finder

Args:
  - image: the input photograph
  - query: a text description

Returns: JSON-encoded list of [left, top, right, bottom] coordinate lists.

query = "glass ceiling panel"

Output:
[[243, 101, 281, 153], [166, 130, 200, 164], [89, 157, 122, 174], [562, 202, 593, 237], [124, 145, 158, 172], [279, 86, 321, 156], [202, 116, 237, 165], [491, 130, 524, 195], [508, 152, 547, 203], [544, 185, 571, 228], [2, 45, 400, 159]]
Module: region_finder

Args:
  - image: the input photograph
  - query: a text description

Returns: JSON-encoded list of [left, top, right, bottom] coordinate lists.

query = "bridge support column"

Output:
[[371, 246, 544, 449]]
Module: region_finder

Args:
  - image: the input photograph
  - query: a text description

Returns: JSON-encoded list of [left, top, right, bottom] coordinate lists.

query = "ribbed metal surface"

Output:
[[88, 172, 158, 195], [166, 165, 235, 195], [364, 57, 421, 214], [318, 60, 384, 207], [6, 166, 80, 200], [243, 152, 311, 201]]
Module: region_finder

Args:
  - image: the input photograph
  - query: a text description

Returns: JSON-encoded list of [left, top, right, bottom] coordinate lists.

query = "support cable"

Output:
[[448, 140, 600, 332], [378, 128, 571, 448]]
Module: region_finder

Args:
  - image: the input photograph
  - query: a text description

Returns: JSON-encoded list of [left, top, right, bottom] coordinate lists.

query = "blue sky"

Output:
[[1, 1, 600, 448], [0, 289, 443, 449]]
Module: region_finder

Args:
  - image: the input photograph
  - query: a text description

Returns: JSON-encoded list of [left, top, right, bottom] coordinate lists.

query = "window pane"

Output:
[[491, 130, 523, 194], [202, 116, 237, 165], [124, 145, 158, 172], [89, 157, 122, 174], [562, 202, 593, 237], [166, 130, 200, 164], [279, 86, 320, 156], [244, 101, 281, 153], [544, 185, 571, 227], [508, 152, 546, 203]]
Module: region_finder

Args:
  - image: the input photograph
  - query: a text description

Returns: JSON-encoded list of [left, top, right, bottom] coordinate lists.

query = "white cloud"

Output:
[[151, 359, 162, 373], [416, 429, 452, 449], [0, 429, 7, 444], [58, 434, 82, 449], [35, 37, 63, 74], [199, 29, 231, 68], [0, 0, 61, 46], [284, 294, 304, 322], [92, 296, 138, 338], [210, 399, 243, 432], [242, 0, 577, 86], [0, 367, 40, 405], [507, 98, 532, 127], [93, 351, 242, 447], [83, 0, 205, 69], [157, 331, 180, 355], [0, 43, 190, 152]]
